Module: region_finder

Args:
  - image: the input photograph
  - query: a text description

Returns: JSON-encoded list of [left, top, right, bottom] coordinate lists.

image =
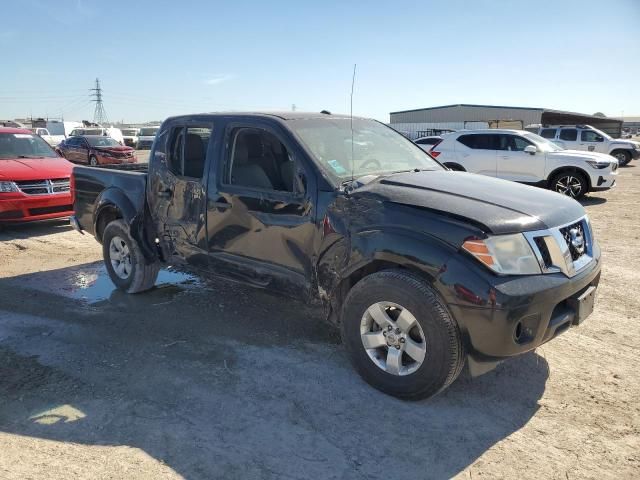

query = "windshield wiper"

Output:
[[17, 155, 46, 159]]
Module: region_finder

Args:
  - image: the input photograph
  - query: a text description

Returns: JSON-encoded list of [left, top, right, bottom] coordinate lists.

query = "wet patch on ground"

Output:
[[5, 261, 201, 304]]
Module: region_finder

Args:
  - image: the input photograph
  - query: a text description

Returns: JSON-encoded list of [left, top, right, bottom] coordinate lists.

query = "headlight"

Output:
[[462, 234, 541, 275], [586, 160, 611, 169], [0, 181, 19, 193]]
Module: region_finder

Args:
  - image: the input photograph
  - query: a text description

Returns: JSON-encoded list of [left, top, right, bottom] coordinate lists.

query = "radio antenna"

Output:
[[349, 63, 357, 186]]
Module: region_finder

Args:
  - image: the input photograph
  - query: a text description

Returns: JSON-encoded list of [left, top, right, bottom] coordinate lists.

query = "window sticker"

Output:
[[14, 134, 34, 139], [327, 159, 347, 175]]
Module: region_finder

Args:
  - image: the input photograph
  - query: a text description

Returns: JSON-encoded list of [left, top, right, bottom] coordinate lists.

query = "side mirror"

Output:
[[524, 145, 537, 155], [596, 136, 604, 142]]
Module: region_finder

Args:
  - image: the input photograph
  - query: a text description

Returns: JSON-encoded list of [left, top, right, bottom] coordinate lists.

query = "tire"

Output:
[[102, 219, 160, 293], [550, 171, 588, 199], [340, 269, 465, 400], [611, 150, 631, 166], [89, 155, 98, 166]]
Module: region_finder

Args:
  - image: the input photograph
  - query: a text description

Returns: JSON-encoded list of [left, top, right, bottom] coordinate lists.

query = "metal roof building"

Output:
[[389, 104, 623, 139]]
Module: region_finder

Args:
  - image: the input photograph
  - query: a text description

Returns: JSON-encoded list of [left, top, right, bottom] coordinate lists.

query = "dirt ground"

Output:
[[0, 167, 638, 479]]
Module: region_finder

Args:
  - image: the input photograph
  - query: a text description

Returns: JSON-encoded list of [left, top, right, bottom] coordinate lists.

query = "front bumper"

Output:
[[590, 169, 617, 191], [631, 149, 640, 160], [440, 250, 601, 371], [0, 193, 74, 223]]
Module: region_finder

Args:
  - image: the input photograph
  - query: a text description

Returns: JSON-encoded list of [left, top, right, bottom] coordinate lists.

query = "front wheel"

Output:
[[340, 270, 465, 400], [611, 150, 631, 166], [89, 155, 98, 166], [550, 171, 588, 199], [102, 219, 160, 293]]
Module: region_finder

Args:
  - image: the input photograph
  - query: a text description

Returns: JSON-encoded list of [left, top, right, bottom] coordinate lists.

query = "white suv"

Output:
[[430, 129, 618, 198], [529, 124, 640, 166]]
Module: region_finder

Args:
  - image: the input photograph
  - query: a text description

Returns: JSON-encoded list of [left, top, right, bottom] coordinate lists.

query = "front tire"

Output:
[[550, 171, 588, 199], [102, 219, 160, 293], [611, 150, 631, 166], [340, 270, 465, 400], [89, 155, 98, 166]]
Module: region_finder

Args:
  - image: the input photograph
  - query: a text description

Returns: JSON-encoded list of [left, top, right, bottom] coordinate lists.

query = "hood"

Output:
[[0, 156, 73, 181], [611, 139, 639, 148], [93, 145, 134, 153], [357, 171, 585, 235], [549, 149, 616, 162]]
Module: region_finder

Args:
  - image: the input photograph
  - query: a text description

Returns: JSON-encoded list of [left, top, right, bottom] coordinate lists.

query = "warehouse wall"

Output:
[[390, 105, 544, 126]]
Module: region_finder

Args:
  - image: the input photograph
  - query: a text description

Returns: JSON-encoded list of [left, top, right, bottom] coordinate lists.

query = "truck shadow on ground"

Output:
[[0, 263, 550, 479], [580, 196, 607, 206], [0, 219, 72, 240]]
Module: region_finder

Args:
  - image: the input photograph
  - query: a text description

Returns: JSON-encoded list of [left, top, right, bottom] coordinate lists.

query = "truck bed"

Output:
[[72, 164, 148, 238]]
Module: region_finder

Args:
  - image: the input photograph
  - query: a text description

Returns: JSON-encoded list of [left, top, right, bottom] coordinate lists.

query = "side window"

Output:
[[512, 135, 533, 151], [458, 134, 495, 149], [559, 129, 578, 141], [540, 128, 556, 139], [227, 127, 295, 192], [166, 126, 210, 179], [581, 130, 604, 142]]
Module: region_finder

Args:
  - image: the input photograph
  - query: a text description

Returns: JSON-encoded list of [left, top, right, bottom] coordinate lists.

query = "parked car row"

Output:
[[429, 129, 618, 199]]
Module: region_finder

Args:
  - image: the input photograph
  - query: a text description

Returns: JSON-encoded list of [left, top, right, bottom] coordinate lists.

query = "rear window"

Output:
[[457, 134, 496, 150], [540, 128, 556, 139], [139, 127, 159, 136], [559, 129, 578, 141]]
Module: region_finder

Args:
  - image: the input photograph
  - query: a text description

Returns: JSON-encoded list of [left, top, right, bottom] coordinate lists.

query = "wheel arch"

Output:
[[547, 166, 592, 190], [443, 162, 466, 171], [93, 188, 138, 242], [323, 229, 457, 326]]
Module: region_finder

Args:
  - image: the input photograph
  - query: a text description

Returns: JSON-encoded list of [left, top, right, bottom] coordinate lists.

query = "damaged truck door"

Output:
[[205, 122, 316, 298]]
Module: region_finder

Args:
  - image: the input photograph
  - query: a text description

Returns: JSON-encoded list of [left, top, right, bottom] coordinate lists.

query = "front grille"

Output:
[[560, 220, 587, 261], [534, 237, 552, 268], [15, 178, 70, 196], [28, 205, 73, 216]]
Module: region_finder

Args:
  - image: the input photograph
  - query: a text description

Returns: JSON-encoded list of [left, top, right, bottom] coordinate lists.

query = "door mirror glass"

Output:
[[524, 145, 537, 154]]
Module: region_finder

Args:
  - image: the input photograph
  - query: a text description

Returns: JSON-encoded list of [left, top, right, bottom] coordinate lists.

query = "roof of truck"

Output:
[[166, 111, 365, 122]]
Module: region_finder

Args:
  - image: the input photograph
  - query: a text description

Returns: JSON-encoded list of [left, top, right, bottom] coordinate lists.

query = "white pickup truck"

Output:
[[32, 127, 65, 146], [528, 124, 640, 166]]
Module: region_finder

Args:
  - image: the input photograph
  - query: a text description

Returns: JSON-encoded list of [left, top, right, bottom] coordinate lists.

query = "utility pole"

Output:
[[90, 78, 109, 125]]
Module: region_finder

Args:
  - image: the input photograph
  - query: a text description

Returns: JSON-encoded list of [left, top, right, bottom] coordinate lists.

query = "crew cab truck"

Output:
[[70, 112, 601, 399], [528, 124, 640, 166]]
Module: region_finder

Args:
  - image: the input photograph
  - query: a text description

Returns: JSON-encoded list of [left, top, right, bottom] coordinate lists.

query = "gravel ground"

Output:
[[0, 167, 638, 479]]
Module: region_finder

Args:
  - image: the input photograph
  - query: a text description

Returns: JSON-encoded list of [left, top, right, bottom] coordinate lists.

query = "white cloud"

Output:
[[204, 75, 234, 86]]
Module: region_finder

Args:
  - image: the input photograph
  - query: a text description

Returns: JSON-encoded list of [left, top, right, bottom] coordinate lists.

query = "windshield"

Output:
[[289, 118, 442, 183], [47, 123, 65, 135], [139, 127, 159, 136], [86, 137, 120, 147], [523, 132, 564, 152], [0, 132, 58, 159]]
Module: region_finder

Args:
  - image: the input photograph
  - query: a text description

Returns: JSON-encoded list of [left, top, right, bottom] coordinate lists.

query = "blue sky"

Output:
[[1, 0, 639, 123]]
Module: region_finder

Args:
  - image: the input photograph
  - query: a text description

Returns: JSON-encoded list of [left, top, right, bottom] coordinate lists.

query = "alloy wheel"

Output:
[[109, 236, 132, 279], [360, 302, 427, 376], [555, 175, 583, 198]]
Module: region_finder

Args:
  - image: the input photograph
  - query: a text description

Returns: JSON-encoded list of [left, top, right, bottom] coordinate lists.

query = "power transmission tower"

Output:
[[90, 78, 109, 125]]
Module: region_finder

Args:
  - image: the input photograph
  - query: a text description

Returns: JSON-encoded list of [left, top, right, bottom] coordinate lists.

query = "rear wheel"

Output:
[[340, 270, 465, 400], [611, 150, 631, 166], [550, 171, 588, 199], [89, 155, 98, 166], [102, 219, 160, 293]]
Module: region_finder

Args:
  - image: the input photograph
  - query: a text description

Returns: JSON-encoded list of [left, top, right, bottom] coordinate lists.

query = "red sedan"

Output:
[[0, 127, 74, 224], [57, 135, 137, 166]]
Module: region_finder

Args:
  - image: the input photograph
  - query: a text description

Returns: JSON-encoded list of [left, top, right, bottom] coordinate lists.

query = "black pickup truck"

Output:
[[71, 112, 601, 399]]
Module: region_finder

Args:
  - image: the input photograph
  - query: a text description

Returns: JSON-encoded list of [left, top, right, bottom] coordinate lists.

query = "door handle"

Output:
[[210, 199, 231, 210], [157, 187, 173, 199]]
